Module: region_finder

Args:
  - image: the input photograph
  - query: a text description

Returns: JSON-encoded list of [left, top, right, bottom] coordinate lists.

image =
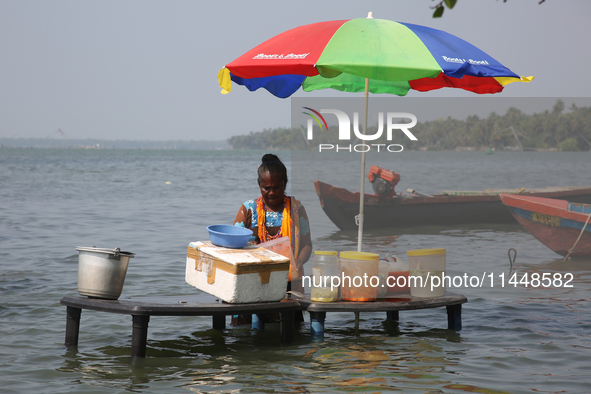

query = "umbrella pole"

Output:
[[357, 78, 369, 252]]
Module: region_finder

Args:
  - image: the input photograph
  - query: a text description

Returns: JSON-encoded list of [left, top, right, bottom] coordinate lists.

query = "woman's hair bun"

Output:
[[261, 153, 280, 164]]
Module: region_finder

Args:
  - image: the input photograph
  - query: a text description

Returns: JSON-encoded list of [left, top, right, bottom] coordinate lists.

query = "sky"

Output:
[[1, 0, 590, 141]]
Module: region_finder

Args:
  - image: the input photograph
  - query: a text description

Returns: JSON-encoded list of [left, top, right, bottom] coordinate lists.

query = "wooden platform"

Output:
[[60, 292, 467, 357], [298, 292, 467, 338], [60, 294, 300, 357]]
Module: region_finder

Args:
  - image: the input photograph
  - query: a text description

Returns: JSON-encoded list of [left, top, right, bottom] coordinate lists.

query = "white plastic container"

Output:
[[407, 248, 446, 298], [310, 251, 339, 302], [377, 259, 390, 298], [185, 241, 290, 303], [339, 251, 380, 302]]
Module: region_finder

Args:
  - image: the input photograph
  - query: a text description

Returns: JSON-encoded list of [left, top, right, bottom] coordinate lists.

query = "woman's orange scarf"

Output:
[[256, 196, 302, 281]]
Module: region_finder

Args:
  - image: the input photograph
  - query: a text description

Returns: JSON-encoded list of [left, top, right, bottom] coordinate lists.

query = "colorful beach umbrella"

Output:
[[218, 13, 533, 250], [218, 14, 532, 98]]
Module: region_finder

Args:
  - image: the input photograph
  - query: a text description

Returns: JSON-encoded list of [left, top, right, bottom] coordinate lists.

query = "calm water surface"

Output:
[[1, 148, 590, 393]]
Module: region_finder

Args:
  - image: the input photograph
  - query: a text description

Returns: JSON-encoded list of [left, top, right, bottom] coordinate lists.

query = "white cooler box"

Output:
[[185, 241, 290, 303]]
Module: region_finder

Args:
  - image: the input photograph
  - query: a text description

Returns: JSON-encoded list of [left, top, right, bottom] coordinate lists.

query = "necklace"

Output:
[[263, 201, 284, 241], [257, 196, 290, 243]]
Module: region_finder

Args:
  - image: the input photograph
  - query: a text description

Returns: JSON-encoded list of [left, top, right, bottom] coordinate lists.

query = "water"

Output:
[[1, 148, 590, 393]]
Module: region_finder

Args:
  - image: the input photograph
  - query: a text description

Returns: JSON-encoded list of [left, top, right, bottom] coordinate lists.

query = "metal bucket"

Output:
[[76, 247, 135, 300]]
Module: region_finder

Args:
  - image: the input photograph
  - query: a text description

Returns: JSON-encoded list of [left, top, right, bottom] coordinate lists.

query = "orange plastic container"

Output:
[[339, 251, 380, 302], [387, 271, 410, 293], [259, 237, 295, 279], [386, 258, 410, 294]]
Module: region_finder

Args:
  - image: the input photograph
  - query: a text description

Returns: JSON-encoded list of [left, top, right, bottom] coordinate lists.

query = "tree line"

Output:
[[227, 100, 591, 152]]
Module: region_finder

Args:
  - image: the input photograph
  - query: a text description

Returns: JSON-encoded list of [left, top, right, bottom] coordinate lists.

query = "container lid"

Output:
[[192, 241, 289, 265], [75, 246, 135, 258], [340, 251, 380, 261], [314, 251, 338, 256], [407, 248, 446, 257]]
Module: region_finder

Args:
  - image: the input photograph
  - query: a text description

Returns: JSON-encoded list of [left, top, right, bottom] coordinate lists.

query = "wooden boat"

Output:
[[314, 179, 591, 230], [500, 194, 591, 257]]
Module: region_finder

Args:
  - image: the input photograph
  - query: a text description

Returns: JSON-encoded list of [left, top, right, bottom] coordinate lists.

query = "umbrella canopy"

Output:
[[218, 15, 532, 98], [218, 14, 532, 251]]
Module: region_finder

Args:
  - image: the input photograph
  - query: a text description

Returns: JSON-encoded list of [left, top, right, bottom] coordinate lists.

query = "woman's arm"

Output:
[[295, 205, 313, 269], [233, 202, 258, 244]]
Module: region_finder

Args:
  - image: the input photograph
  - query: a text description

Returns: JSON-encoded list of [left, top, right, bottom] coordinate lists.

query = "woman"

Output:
[[234, 153, 312, 292]]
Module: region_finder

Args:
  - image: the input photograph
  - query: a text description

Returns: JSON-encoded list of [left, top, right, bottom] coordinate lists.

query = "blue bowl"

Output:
[[206, 225, 253, 248]]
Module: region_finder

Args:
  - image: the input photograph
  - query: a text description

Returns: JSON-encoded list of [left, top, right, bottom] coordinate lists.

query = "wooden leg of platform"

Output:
[[280, 310, 294, 343], [65, 306, 81, 347], [386, 311, 399, 321], [294, 310, 305, 324], [212, 314, 225, 330], [446, 304, 462, 331], [131, 315, 150, 357]]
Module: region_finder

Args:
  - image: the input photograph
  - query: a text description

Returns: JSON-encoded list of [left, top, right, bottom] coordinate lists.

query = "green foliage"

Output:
[[433, 5, 444, 18], [227, 127, 310, 150], [432, 0, 456, 18], [431, 0, 545, 18], [558, 137, 581, 152], [227, 100, 591, 152]]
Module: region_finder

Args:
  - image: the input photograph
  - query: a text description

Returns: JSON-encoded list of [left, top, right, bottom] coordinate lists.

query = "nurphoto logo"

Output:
[[302, 107, 418, 153]]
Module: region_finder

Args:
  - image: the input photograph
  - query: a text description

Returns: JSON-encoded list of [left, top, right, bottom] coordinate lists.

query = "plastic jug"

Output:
[[310, 251, 339, 302]]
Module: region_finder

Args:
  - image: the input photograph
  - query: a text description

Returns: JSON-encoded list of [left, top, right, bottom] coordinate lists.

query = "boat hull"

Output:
[[501, 194, 591, 257], [315, 180, 591, 230]]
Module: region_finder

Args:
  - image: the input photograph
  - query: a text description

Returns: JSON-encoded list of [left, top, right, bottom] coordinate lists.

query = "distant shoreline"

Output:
[[0, 138, 229, 150]]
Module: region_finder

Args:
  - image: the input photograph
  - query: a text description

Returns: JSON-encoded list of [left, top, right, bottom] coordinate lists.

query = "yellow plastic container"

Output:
[[407, 248, 446, 298], [339, 251, 380, 302]]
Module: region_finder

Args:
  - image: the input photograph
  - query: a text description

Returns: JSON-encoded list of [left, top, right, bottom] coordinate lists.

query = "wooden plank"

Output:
[[298, 292, 467, 313], [299, 292, 467, 338], [61, 294, 301, 358], [60, 295, 301, 316]]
